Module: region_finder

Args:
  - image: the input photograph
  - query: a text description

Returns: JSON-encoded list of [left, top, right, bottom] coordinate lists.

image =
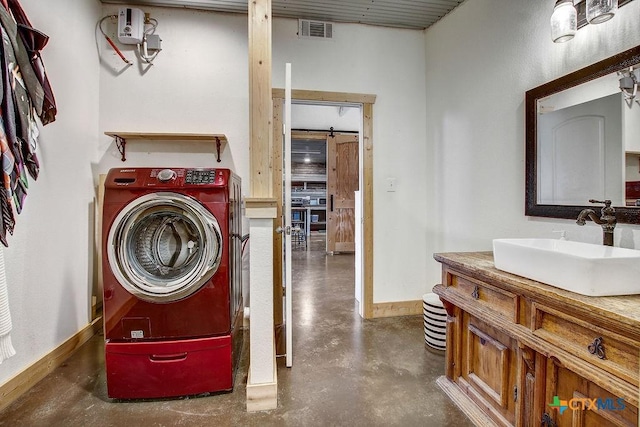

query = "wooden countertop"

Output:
[[434, 251, 640, 334]]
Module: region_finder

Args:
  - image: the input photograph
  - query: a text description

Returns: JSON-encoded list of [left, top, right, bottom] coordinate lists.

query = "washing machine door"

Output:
[[107, 192, 222, 303]]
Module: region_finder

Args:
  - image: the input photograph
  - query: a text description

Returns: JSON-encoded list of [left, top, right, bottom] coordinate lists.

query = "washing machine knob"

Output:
[[157, 169, 176, 182]]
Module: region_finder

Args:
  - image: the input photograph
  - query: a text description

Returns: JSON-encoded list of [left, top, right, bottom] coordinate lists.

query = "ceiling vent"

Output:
[[298, 19, 333, 39]]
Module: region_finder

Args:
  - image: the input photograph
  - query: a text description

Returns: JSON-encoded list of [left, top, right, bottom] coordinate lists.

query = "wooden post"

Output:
[[249, 0, 273, 199], [246, 0, 277, 412]]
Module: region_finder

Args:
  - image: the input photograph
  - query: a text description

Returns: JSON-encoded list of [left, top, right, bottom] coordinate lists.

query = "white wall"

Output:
[[425, 0, 640, 286], [97, 6, 249, 182], [273, 19, 429, 303], [0, 0, 101, 385], [292, 104, 360, 132]]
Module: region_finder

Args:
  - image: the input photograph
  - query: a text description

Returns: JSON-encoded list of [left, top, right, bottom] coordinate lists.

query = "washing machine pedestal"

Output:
[[105, 335, 232, 399]]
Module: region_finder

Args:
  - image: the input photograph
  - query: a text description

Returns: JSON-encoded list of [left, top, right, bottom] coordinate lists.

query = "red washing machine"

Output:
[[102, 167, 243, 399]]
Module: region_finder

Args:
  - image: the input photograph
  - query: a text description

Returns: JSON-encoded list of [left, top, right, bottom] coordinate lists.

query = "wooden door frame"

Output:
[[272, 89, 376, 319]]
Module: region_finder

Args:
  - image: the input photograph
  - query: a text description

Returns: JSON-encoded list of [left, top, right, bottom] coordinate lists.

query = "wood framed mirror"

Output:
[[525, 44, 640, 224]]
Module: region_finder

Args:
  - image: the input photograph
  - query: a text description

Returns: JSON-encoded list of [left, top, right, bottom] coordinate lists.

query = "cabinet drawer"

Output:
[[446, 271, 519, 322], [105, 336, 233, 399], [532, 303, 639, 386]]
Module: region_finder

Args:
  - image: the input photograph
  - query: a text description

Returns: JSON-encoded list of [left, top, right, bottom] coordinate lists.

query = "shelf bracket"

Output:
[[215, 137, 222, 163], [114, 136, 127, 162]]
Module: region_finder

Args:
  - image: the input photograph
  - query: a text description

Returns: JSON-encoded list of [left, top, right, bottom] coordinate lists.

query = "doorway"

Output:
[[272, 89, 376, 328]]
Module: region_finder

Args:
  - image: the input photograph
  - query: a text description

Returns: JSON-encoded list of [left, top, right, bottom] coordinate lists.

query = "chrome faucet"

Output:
[[576, 199, 616, 246]]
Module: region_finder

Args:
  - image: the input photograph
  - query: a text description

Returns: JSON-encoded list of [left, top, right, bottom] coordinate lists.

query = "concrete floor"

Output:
[[0, 233, 472, 426]]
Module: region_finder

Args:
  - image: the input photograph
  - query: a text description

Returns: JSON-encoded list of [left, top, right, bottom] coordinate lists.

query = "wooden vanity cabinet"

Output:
[[544, 358, 638, 427], [434, 252, 640, 427], [458, 312, 520, 425]]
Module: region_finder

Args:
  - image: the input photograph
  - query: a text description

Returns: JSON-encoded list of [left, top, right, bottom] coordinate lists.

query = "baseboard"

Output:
[[246, 351, 278, 412], [436, 376, 499, 427], [372, 299, 422, 318], [0, 316, 102, 412]]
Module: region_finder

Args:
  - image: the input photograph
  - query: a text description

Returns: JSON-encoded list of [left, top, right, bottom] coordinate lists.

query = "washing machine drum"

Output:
[[107, 192, 223, 303]]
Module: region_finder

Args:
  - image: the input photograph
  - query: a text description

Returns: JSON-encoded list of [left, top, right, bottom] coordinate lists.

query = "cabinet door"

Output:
[[543, 357, 638, 427], [460, 314, 519, 426]]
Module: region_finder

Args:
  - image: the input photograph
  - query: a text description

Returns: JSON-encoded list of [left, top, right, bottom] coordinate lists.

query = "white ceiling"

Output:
[[100, 0, 466, 29]]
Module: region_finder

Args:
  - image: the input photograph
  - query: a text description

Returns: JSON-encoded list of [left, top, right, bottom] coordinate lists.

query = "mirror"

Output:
[[526, 44, 640, 224]]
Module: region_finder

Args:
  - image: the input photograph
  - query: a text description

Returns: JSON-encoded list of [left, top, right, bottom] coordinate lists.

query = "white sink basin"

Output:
[[492, 238, 640, 296]]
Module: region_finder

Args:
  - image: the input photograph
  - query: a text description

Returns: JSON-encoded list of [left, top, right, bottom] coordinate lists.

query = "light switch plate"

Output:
[[386, 178, 396, 192]]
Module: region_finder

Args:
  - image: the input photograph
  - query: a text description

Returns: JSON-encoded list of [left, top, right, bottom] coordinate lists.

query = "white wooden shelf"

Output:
[[104, 132, 228, 162]]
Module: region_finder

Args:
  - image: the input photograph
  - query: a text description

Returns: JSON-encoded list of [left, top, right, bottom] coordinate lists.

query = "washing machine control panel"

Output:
[[185, 169, 217, 184], [105, 168, 228, 189]]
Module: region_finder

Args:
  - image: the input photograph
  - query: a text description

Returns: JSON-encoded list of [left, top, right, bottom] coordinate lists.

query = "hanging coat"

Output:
[[0, 5, 38, 180], [6, 0, 56, 125], [0, 3, 44, 128], [0, 0, 55, 246], [1, 25, 29, 216], [0, 28, 14, 246]]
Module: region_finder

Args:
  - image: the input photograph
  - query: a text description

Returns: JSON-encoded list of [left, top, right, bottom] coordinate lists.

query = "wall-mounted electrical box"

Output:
[[118, 7, 144, 45], [146, 34, 162, 52]]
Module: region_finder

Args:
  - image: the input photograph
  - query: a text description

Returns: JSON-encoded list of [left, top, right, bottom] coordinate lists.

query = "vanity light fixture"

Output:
[[586, 0, 618, 24], [551, 0, 629, 43], [551, 0, 578, 43]]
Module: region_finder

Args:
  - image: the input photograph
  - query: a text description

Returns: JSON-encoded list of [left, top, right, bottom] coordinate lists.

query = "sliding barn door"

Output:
[[327, 134, 359, 253]]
